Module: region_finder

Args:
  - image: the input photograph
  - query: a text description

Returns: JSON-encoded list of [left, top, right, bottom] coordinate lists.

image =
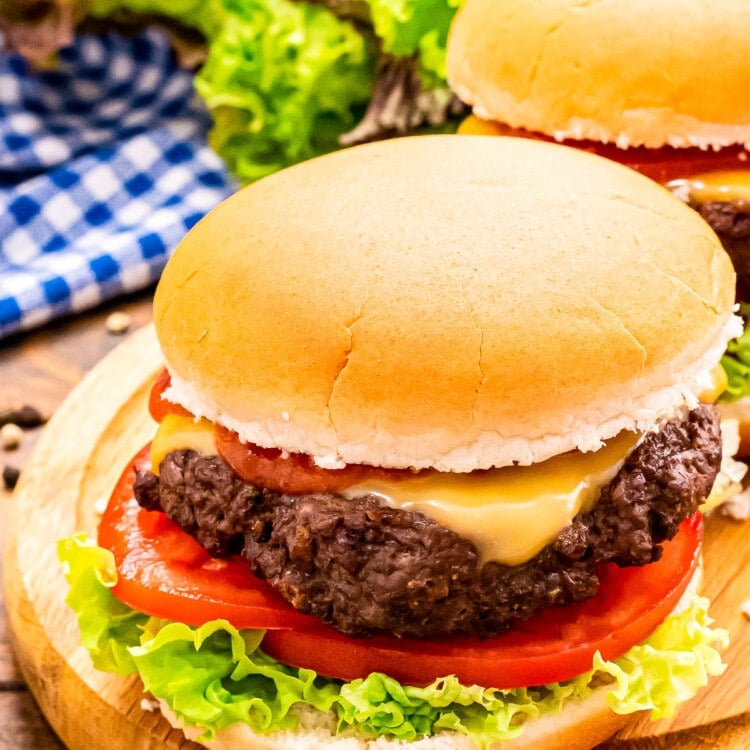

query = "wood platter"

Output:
[[3, 324, 750, 749]]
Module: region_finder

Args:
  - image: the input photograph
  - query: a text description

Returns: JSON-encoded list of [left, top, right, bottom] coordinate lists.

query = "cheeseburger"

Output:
[[445, 0, 750, 452], [61, 135, 739, 749]]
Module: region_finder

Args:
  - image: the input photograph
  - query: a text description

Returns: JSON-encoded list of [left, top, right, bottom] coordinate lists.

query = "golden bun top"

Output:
[[154, 135, 737, 471], [446, 0, 750, 149]]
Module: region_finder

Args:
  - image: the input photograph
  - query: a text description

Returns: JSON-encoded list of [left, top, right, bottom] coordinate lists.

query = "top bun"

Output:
[[446, 0, 750, 149], [154, 135, 737, 472]]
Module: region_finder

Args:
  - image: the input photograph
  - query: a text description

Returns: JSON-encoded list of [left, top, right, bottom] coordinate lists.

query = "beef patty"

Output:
[[694, 200, 750, 301], [134, 404, 721, 638]]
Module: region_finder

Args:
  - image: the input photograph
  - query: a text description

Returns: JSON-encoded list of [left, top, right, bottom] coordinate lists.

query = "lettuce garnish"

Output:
[[58, 535, 728, 748], [195, 0, 375, 182], [720, 305, 750, 403], [367, 0, 464, 85]]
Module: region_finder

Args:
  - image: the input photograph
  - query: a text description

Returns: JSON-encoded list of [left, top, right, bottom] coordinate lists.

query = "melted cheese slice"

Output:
[[151, 414, 217, 475], [149, 413, 639, 567], [345, 431, 639, 567], [668, 169, 750, 203]]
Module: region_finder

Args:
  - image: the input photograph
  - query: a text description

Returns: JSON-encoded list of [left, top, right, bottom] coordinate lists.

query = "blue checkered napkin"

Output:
[[0, 29, 237, 339]]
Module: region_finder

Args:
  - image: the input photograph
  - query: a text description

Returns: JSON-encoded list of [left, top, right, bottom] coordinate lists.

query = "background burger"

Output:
[[445, 0, 750, 454], [59, 135, 739, 749]]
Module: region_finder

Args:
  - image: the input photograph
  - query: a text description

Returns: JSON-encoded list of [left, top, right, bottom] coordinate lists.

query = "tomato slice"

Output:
[[149, 369, 422, 494], [98, 446, 321, 630], [458, 117, 750, 185], [214, 425, 377, 493], [148, 369, 192, 422], [215, 425, 424, 494], [99, 445, 703, 689]]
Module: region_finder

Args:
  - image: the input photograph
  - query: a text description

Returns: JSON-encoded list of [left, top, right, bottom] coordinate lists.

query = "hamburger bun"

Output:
[[155, 135, 737, 472], [446, 1, 750, 459], [446, 0, 750, 149]]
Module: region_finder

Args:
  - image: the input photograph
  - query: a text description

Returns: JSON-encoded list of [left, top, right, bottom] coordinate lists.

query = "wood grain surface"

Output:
[[3, 323, 750, 749]]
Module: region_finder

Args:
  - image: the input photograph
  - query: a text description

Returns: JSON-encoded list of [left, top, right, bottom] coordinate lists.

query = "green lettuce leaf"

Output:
[[130, 620, 340, 738], [720, 305, 750, 402], [57, 535, 147, 674], [194, 0, 376, 182], [366, 0, 465, 85], [59, 535, 728, 748], [593, 598, 728, 720]]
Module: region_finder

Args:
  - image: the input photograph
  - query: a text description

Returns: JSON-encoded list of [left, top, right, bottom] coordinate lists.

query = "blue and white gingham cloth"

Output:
[[0, 29, 237, 339]]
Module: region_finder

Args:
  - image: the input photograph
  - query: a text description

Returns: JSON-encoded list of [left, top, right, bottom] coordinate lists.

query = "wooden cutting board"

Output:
[[4, 324, 750, 749]]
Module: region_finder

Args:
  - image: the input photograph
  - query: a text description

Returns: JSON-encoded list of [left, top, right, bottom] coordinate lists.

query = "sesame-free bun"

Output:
[[154, 135, 737, 472], [446, 0, 750, 149]]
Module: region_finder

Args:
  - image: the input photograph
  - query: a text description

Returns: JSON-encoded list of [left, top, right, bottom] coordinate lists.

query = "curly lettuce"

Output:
[[194, 0, 375, 182], [58, 535, 729, 748], [720, 305, 750, 403], [368, 0, 464, 86]]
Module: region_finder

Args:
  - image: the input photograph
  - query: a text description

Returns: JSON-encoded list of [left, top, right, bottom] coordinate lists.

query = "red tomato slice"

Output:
[[98, 446, 321, 630], [149, 369, 422, 494], [215, 425, 378, 493], [215, 425, 423, 494], [99, 445, 703, 689], [458, 117, 750, 185], [148, 369, 192, 422]]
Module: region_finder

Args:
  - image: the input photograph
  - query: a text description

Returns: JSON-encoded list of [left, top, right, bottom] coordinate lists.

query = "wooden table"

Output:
[[1, 289, 750, 749], [0, 289, 154, 749]]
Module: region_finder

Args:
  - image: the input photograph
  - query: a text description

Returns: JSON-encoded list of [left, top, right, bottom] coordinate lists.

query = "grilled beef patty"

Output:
[[134, 404, 721, 638], [695, 200, 750, 301]]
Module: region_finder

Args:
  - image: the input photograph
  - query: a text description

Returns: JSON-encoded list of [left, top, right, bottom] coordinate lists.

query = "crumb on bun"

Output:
[[446, 0, 750, 149], [154, 135, 737, 472]]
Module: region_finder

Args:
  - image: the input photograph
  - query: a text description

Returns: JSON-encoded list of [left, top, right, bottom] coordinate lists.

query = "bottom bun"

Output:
[[496, 690, 633, 750], [158, 691, 634, 750]]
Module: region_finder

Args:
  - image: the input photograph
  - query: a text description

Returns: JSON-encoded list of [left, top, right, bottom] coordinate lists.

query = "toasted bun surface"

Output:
[[446, 0, 750, 149], [154, 135, 737, 471]]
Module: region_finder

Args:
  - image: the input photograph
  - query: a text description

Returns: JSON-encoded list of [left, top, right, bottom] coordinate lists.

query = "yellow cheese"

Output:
[[668, 169, 750, 203], [150, 413, 217, 475], [457, 115, 506, 136], [345, 431, 639, 567]]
